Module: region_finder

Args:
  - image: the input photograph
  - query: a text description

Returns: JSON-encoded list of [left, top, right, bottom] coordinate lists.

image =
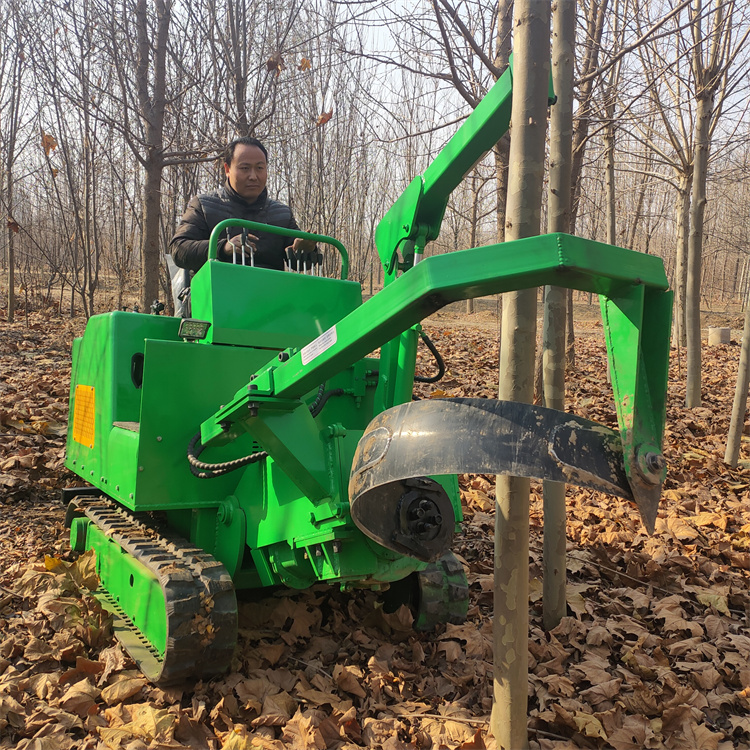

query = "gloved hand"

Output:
[[223, 230, 258, 261], [286, 242, 322, 270]]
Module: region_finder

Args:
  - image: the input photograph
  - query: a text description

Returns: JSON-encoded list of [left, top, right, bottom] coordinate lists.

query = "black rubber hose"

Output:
[[309, 387, 344, 417], [187, 383, 346, 479], [414, 331, 445, 383], [307, 383, 327, 415], [187, 432, 268, 479]]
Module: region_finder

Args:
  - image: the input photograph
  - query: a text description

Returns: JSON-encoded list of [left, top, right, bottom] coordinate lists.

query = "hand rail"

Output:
[[207, 219, 349, 280]]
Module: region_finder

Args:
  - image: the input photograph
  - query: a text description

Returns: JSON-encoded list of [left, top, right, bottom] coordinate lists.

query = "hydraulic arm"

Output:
[[194, 57, 670, 544], [198, 233, 671, 535]]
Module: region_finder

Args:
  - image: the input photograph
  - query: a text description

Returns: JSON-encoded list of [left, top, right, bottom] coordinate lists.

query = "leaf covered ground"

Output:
[[2, 305, 750, 750]]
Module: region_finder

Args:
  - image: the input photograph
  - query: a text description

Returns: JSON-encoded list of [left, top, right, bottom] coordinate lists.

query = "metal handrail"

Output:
[[207, 219, 349, 280]]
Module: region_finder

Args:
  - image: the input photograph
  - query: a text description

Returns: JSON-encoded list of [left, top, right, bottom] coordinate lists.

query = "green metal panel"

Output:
[[66, 311, 295, 511], [132, 338, 281, 510], [190, 261, 363, 348], [66, 312, 181, 499], [601, 285, 673, 491]]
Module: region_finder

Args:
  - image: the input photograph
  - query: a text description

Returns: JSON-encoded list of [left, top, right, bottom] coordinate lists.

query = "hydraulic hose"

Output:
[[309, 386, 345, 417], [188, 383, 345, 478], [414, 331, 445, 384], [187, 432, 268, 479]]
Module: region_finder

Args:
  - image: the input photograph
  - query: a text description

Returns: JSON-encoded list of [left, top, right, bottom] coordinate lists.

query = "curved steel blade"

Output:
[[349, 399, 660, 558]]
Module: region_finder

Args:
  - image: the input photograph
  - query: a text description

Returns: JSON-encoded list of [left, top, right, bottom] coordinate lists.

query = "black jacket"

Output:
[[169, 183, 300, 272]]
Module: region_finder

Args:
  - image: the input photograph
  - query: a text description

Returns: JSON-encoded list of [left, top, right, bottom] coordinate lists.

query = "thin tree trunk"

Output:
[[725, 294, 750, 467], [624, 120, 656, 254], [494, 0, 513, 245], [492, 2, 550, 747], [569, 0, 608, 233], [542, 0, 574, 633], [604, 99, 616, 246], [136, 0, 171, 311], [466, 170, 479, 314], [5, 52, 22, 323], [686, 92, 713, 407], [674, 170, 692, 349], [6, 194, 15, 324]]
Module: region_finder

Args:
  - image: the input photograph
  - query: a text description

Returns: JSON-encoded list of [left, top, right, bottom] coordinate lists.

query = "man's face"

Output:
[[224, 144, 267, 201]]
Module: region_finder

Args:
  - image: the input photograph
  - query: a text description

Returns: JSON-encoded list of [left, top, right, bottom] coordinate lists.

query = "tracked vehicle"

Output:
[[64, 64, 672, 684]]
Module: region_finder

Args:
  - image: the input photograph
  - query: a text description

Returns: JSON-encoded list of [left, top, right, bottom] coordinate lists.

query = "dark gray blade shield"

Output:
[[349, 398, 652, 561]]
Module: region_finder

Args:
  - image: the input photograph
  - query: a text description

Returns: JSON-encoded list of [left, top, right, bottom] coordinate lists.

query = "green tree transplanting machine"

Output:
[[64, 65, 672, 684]]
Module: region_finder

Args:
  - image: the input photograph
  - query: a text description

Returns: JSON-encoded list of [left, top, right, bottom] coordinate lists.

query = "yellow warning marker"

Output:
[[72, 385, 95, 448]]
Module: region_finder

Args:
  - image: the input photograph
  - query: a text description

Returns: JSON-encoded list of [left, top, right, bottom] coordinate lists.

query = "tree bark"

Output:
[[492, 2, 550, 747], [136, 0, 172, 311], [494, 0, 513, 244], [685, 90, 713, 407], [673, 169, 692, 348], [542, 0, 574, 633], [725, 297, 750, 467], [5, 49, 23, 323], [568, 0, 608, 234], [466, 170, 479, 314], [603, 97, 616, 246]]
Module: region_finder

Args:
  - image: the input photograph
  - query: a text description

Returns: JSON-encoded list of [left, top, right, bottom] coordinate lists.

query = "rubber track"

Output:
[[70, 496, 237, 684], [414, 551, 469, 631]]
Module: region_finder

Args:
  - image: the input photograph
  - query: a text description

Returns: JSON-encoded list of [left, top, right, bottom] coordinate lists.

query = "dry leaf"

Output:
[[41, 131, 58, 156], [101, 676, 147, 705], [266, 52, 284, 76], [333, 664, 366, 699], [316, 110, 333, 127]]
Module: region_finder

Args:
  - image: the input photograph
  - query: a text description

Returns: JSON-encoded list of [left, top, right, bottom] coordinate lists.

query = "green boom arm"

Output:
[[372, 58, 552, 414], [374, 58, 553, 282]]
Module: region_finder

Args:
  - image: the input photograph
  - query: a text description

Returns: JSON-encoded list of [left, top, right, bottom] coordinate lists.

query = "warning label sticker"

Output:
[[301, 326, 337, 366]]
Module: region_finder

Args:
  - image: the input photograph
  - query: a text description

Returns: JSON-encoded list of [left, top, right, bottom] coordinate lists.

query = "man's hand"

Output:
[[292, 237, 316, 254], [223, 231, 259, 262], [286, 237, 322, 271]]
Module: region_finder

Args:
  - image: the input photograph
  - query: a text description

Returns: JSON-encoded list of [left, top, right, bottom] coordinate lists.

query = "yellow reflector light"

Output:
[[73, 385, 96, 448]]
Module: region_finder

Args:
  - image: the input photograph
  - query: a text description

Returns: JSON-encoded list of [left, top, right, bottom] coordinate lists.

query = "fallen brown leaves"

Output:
[[1, 306, 750, 749]]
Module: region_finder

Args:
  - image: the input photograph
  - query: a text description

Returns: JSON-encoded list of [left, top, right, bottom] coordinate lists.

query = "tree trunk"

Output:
[[5, 51, 23, 323], [142, 152, 165, 310], [674, 170, 692, 349], [6, 201, 15, 324], [686, 92, 713, 407], [494, 0, 513, 244], [604, 99, 616, 246], [466, 170, 479, 314], [492, 2, 550, 747], [564, 0, 606, 371], [726, 297, 750, 467], [542, 0, 575, 633], [136, 0, 172, 310], [568, 0, 608, 233]]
